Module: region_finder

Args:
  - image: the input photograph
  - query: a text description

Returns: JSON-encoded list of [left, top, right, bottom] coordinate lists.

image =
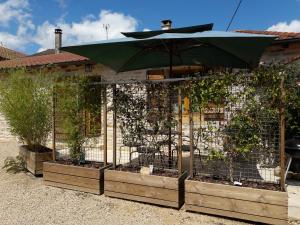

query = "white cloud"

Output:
[[0, 0, 34, 50], [34, 9, 138, 52], [0, 0, 138, 53], [0, 0, 30, 26], [267, 20, 300, 32], [0, 32, 28, 50]]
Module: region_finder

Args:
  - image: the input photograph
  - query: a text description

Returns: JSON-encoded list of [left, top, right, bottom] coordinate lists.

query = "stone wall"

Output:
[[0, 113, 15, 140]]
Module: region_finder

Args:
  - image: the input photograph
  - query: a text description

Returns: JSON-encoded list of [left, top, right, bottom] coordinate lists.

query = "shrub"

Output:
[[2, 156, 26, 173], [0, 70, 52, 151]]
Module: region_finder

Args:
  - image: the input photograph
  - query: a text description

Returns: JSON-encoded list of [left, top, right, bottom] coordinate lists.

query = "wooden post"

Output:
[[113, 85, 117, 169], [189, 98, 194, 177], [178, 87, 183, 175], [168, 85, 172, 168], [168, 49, 173, 169], [279, 77, 286, 191], [52, 86, 56, 161], [103, 85, 108, 166]]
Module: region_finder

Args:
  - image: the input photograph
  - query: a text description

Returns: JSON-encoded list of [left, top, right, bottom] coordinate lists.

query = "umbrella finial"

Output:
[[161, 20, 172, 30]]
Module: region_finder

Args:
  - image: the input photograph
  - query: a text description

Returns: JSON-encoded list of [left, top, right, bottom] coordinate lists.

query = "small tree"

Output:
[[0, 70, 52, 151]]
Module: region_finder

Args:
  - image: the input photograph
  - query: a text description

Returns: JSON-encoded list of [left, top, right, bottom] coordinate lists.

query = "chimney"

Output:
[[161, 20, 172, 30], [55, 28, 62, 54]]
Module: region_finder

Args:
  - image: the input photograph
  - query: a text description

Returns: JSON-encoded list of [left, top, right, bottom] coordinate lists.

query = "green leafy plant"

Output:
[[184, 65, 299, 183], [56, 76, 102, 164], [2, 156, 26, 174], [114, 82, 177, 150], [56, 78, 86, 164], [0, 70, 52, 151]]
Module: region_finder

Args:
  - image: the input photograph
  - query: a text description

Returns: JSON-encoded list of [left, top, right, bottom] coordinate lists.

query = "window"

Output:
[[85, 64, 93, 72]]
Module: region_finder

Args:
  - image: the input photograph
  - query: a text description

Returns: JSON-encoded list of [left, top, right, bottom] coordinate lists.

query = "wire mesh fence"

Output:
[[186, 71, 282, 187], [112, 81, 181, 173], [53, 76, 106, 165], [52, 70, 285, 184]]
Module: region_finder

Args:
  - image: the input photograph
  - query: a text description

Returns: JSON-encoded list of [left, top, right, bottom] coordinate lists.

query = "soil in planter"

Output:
[[190, 174, 281, 191], [49, 160, 106, 169], [21, 145, 52, 153], [115, 165, 179, 178]]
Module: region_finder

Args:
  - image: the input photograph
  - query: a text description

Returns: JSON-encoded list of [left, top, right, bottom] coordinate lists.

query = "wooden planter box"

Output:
[[185, 179, 288, 225], [105, 169, 188, 208], [43, 162, 109, 195], [19, 145, 52, 175]]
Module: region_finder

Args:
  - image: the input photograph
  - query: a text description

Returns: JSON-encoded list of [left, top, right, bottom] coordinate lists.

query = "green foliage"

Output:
[[184, 65, 299, 182], [0, 70, 52, 150], [2, 156, 26, 174], [253, 64, 300, 138], [56, 76, 102, 164], [114, 82, 177, 148], [184, 71, 233, 110]]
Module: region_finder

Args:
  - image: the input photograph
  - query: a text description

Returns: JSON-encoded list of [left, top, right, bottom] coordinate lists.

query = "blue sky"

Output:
[[1, 0, 300, 54]]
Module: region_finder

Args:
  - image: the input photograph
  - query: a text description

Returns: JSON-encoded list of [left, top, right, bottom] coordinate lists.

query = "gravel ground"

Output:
[[0, 140, 295, 225]]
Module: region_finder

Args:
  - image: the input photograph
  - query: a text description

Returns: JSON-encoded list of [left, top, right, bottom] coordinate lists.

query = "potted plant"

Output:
[[104, 82, 188, 208], [0, 70, 53, 175], [184, 69, 289, 224], [43, 76, 109, 194]]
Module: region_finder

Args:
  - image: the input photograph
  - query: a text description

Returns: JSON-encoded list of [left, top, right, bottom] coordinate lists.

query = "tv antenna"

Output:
[[226, 0, 244, 31], [103, 24, 110, 40]]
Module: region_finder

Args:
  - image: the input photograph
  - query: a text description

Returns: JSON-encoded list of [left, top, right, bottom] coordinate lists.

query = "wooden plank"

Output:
[[105, 170, 179, 190], [44, 172, 99, 189], [105, 191, 178, 208], [44, 181, 99, 194], [185, 180, 287, 206], [185, 205, 287, 225], [105, 180, 178, 202], [185, 192, 287, 220], [43, 162, 100, 179], [36, 152, 52, 162]]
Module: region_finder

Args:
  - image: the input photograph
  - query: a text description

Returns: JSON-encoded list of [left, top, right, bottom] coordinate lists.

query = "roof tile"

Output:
[[0, 46, 26, 60], [235, 30, 300, 41], [0, 52, 89, 69]]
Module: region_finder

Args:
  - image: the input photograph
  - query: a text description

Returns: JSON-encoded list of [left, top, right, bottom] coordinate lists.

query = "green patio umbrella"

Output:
[[61, 31, 276, 73], [61, 30, 276, 170]]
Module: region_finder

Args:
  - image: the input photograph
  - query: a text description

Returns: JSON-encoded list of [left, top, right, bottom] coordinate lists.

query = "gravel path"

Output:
[[0, 140, 257, 225]]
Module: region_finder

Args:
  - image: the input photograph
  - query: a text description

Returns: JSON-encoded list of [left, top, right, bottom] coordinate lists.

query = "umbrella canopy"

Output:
[[61, 31, 276, 72]]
